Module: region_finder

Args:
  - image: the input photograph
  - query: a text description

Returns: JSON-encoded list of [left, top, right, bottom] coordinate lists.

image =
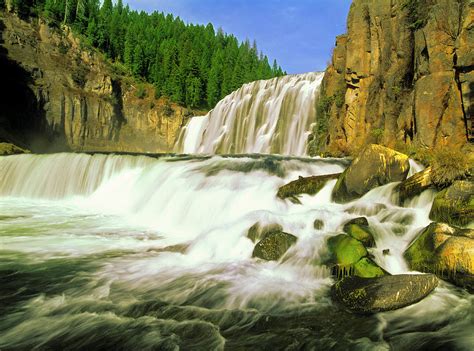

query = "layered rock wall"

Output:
[[309, 0, 473, 155], [0, 12, 194, 152]]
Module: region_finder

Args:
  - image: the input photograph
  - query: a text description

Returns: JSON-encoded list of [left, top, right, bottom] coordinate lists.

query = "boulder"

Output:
[[404, 222, 474, 291], [397, 167, 434, 204], [429, 180, 474, 227], [326, 234, 385, 278], [252, 231, 297, 261], [331, 274, 438, 314], [344, 217, 369, 227], [343, 223, 376, 248], [332, 145, 410, 203], [247, 222, 283, 243], [277, 173, 341, 203], [0, 142, 30, 156]]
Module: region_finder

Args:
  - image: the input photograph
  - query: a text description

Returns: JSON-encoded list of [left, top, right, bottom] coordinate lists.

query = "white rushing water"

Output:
[[175, 72, 324, 156], [0, 153, 472, 350]]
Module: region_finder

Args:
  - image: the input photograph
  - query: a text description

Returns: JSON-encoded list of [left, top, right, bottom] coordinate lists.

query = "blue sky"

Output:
[[124, 0, 352, 74]]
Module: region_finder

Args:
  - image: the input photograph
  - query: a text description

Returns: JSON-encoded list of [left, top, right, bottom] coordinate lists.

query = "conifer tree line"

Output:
[[1, 0, 286, 108]]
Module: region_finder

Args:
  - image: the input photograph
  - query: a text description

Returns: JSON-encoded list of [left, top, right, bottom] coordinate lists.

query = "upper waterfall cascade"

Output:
[[175, 72, 324, 156]]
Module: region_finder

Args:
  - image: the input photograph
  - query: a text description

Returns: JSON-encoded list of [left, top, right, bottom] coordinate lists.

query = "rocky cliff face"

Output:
[[0, 12, 195, 153], [309, 0, 473, 156]]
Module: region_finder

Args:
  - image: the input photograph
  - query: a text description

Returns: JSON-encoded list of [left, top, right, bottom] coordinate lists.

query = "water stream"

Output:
[[0, 153, 472, 350]]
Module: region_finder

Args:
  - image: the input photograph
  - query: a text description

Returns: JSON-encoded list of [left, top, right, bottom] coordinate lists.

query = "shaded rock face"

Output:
[[404, 222, 474, 291], [429, 180, 474, 226], [332, 144, 410, 203], [0, 13, 194, 152], [252, 231, 297, 261], [309, 0, 473, 155], [331, 274, 438, 314], [0, 142, 29, 155], [276, 173, 340, 204]]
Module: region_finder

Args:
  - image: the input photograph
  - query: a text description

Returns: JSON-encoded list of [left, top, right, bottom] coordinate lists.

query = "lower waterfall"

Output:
[[175, 72, 324, 156], [0, 153, 472, 350]]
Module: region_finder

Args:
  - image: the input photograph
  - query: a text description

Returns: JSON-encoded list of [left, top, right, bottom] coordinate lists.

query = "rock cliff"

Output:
[[309, 0, 473, 156], [0, 12, 197, 153]]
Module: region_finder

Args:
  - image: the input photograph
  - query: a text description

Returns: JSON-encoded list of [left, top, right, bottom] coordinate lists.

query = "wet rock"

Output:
[[327, 234, 368, 267], [247, 222, 283, 243], [397, 167, 434, 204], [0, 142, 30, 156], [313, 219, 325, 230], [343, 223, 376, 248], [404, 222, 474, 291], [331, 274, 438, 314], [252, 231, 297, 261], [277, 173, 341, 203], [332, 145, 410, 203], [353, 258, 385, 278], [429, 180, 474, 227], [344, 217, 369, 227], [383, 249, 390, 256]]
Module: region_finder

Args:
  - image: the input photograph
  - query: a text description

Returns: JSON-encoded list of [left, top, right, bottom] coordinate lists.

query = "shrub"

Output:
[[371, 128, 385, 144], [135, 84, 147, 99], [430, 148, 472, 187]]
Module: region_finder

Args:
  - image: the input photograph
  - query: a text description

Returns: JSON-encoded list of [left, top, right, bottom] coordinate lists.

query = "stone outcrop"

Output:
[[0, 142, 29, 155], [276, 173, 341, 203], [332, 144, 410, 203], [0, 12, 198, 153], [429, 180, 474, 226], [404, 222, 474, 291], [252, 231, 297, 261], [331, 274, 438, 314], [309, 0, 474, 156]]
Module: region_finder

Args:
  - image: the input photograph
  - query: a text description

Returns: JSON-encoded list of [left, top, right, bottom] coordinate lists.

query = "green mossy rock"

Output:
[[343, 223, 376, 248], [332, 144, 410, 203], [327, 234, 368, 267], [252, 231, 297, 261], [0, 142, 30, 156], [331, 274, 438, 314], [277, 173, 341, 202], [247, 222, 283, 243], [404, 222, 474, 291], [429, 180, 474, 227], [353, 258, 385, 278]]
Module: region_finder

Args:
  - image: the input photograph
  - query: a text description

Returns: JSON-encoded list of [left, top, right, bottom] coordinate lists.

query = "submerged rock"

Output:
[[313, 219, 325, 230], [277, 173, 340, 203], [0, 142, 30, 156], [404, 222, 474, 291], [332, 145, 410, 203], [429, 180, 474, 227], [247, 222, 283, 243], [331, 274, 438, 314], [252, 231, 297, 261]]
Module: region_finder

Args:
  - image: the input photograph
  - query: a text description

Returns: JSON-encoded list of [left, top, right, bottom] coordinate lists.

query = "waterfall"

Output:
[[175, 72, 324, 156]]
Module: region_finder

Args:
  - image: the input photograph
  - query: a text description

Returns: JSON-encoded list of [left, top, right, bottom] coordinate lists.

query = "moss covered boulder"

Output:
[[0, 142, 30, 156], [404, 222, 474, 291], [326, 234, 385, 278], [331, 274, 438, 314], [343, 218, 376, 248], [247, 222, 283, 243], [252, 231, 297, 261], [429, 180, 474, 227], [332, 145, 410, 203], [277, 173, 341, 203]]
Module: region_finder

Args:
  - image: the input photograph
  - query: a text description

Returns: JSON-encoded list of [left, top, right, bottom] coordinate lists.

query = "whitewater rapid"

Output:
[[0, 153, 473, 350], [175, 72, 324, 156]]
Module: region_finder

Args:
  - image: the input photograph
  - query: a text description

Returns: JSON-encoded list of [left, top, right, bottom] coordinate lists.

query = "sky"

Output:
[[124, 0, 353, 74]]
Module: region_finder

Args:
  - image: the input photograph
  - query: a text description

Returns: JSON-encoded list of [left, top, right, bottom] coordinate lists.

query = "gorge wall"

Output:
[[309, 0, 474, 156], [0, 12, 195, 153]]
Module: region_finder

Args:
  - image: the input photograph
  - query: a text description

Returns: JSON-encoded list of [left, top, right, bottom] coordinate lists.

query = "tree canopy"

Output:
[[2, 0, 286, 108]]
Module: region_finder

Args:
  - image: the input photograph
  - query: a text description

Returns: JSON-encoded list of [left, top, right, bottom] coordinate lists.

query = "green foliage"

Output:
[[135, 84, 147, 99], [402, 0, 434, 30], [430, 148, 472, 187], [8, 0, 285, 109], [370, 128, 385, 143]]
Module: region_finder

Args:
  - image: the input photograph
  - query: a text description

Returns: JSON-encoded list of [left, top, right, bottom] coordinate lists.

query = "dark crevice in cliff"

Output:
[[110, 79, 125, 142], [454, 52, 473, 142]]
